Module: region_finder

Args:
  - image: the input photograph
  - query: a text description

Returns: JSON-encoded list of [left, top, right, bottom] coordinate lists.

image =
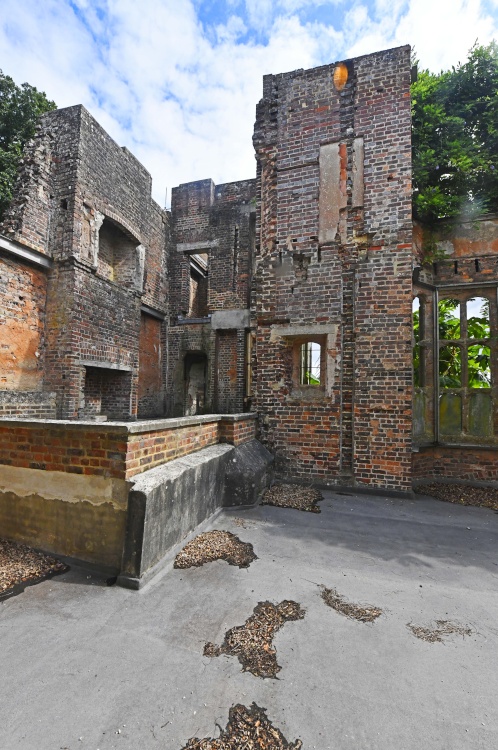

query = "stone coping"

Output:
[[0, 413, 257, 433]]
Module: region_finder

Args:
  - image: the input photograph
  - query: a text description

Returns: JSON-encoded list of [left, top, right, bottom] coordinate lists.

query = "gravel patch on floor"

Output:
[[261, 484, 323, 513], [407, 620, 473, 643], [0, 538, 68, 600], [204, 600, 305, 679], [320, 585, 383, 623], [415, 482, 498, 511], [180, 702, 302, 749], [174, 531, 257, 569]]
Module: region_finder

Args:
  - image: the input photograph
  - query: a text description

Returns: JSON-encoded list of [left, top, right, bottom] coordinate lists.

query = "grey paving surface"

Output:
[[1, 490, 497, 750]]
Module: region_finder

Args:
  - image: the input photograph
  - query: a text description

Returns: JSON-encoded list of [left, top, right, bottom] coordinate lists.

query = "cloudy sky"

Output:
[[1, 0, 497, 206]]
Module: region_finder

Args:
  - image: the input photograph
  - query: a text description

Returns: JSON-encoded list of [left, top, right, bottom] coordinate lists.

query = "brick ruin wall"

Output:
[[1, 106, 168, 420], [3, 45, 497, 491], [138, 313, 164, 418], [0, 253, 47, 391], [167, 178, 255, 416], [412, 218, 498, 482], [0, 414, 257, 480], [252, 46, 413, 491]]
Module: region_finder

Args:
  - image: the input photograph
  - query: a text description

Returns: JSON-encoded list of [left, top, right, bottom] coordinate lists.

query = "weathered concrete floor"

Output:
[[1, 491, 497, 749]]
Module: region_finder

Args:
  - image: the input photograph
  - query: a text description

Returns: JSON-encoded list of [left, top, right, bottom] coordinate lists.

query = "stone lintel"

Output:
[[211, 309, 250, 330], [269, 323, 338, 341], [79, 360, 133, 372], [176, 240, 219, 253]]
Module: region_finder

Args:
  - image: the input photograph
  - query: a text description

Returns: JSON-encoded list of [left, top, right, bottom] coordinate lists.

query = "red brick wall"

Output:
[[0, 423, 128, 478], [167, 179, 255, 417], [0, 414, 256, 481], [413, 446, 498, 483], [125, 421, 219, 477], [253, 46, 413, 491], [0, 255, 48, 391], [2, 106, 169, 421], [219, 415, 257, 445]]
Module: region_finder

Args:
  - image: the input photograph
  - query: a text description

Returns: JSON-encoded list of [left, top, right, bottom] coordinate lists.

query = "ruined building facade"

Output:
[[1, 45, 497, 495]]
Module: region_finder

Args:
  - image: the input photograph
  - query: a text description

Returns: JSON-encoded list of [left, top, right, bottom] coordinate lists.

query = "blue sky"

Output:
[[1, 0, 498, 206]]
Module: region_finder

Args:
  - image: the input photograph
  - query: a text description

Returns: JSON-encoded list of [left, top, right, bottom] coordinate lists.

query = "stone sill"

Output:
[[414, 442, 498, 453]]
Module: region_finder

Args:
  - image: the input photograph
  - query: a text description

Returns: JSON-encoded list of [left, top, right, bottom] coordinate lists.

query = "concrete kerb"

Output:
[[275, 474, 415, 499]]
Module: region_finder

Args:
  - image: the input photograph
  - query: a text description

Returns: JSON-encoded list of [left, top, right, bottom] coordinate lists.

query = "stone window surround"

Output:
[[269, 323, 338, 399]]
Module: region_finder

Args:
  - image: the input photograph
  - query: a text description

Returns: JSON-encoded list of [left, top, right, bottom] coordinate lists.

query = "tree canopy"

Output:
[[412, 42, 498, 225], [0, 70, 56, 221]]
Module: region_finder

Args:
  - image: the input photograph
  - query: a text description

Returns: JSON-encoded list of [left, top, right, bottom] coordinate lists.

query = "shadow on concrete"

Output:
[[236, 491, 498, 576]]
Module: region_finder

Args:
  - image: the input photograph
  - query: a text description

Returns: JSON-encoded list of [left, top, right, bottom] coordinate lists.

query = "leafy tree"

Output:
[[413, 298, 491, 388], [412, 42, 498, 224], [0, 71, 56, 220]]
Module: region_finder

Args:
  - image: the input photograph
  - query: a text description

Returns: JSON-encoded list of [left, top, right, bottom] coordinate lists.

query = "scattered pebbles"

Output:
[[0, 538, 68, 599]]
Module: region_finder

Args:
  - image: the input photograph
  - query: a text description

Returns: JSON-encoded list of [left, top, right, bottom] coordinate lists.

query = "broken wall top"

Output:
[[1, 104, 169, 312], [253, 44, 412, 250]]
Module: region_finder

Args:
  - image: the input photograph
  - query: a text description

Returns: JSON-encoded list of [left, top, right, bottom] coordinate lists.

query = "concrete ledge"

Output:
[[117, 506, 225, 590], [224, 440, 274, 507], [0, 233, 53, 268], [119, 439, 273, 588], [120, 444, 234, 583], [276, 474, 414, 498]]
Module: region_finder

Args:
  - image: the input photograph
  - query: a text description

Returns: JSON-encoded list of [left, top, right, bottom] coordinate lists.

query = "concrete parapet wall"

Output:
[[0, 464, 128, 570], [119, 439, 273, 588]]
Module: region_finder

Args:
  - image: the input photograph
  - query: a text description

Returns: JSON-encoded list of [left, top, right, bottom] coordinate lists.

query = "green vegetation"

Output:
[[0, 70, 56, 221], [413, 297, 491, 389], [412, 42, 498, 225]]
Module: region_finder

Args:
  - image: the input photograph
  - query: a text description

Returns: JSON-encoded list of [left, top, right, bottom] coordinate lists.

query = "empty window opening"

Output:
[[438, 298, 460, 340], [299, 342, 321, 385], [468, 344, 491, 388], [439, 344, 462, 387], [413, 287, 497, 445], [80, 367, 132, 421], [188, 254, 208, 318], [184, 352, 207, 416], [467, 297, 490, 338]]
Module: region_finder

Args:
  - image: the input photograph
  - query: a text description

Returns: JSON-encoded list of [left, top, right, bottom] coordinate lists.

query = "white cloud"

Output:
[[344, 0, 498, 70], [0, 0, 497, 207], [244, 0, 275, 30], [395, 0, 498, 71]]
